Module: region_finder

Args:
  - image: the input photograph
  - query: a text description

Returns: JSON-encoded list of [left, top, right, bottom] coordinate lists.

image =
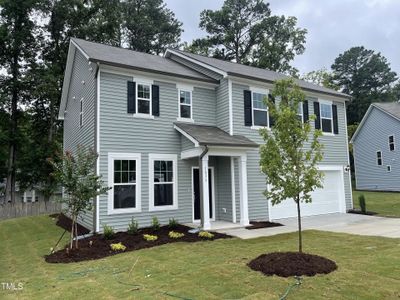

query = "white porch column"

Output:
[[239, 155, 250, 226], [23, 192, 27, 203], [200, 154, 211, 230], [230, 157, 237, 223], [32, 190, 36, 202]]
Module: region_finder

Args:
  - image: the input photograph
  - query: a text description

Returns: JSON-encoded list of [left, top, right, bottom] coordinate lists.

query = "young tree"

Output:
[[188, 0, 306, 74], [259, 79, 324, 253], [50, 146, 109, 250], [331, 46, 398, 124]]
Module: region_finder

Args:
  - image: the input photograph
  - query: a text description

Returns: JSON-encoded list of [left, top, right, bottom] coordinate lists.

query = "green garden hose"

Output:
[[279, 276, 302, 300]]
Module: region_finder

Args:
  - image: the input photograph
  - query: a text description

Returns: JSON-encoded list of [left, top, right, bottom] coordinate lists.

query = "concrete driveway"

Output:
[[218, 213, 400, 239]]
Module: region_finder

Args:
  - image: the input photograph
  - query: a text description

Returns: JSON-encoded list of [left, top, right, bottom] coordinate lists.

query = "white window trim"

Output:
[[319, 100, 334, 135], [135, 81, 152, 117], [376, 150, 383, 166], [297, 102, 304, 122], [107, 153, 142, 215], [389, 135, 395, 151], [251, 88, 269, 129], [387, 165, 392, 172], [149, 154, 178, 212], [79, 98, 83, 127], [177, 86, 194, 122]]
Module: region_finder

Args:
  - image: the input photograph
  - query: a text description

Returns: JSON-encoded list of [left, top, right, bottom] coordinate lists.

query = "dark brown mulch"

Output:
[[246, 221, 283, 230], [45, 224, 232, 263], [51, 213, 91, 236], [248, 252, 337, 277], [348, 209, 378, 216]]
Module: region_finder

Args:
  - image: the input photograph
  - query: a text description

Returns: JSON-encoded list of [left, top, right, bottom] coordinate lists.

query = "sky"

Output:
[[164, 0, 400, 76]]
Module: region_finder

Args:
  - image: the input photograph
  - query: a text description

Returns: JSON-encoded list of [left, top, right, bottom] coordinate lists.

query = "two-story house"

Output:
[[59, 38, 353, 233], [351, 102, 400, 191]]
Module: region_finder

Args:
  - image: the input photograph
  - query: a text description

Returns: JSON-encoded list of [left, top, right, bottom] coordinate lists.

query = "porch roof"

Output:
[[174, 122, 258, 148]]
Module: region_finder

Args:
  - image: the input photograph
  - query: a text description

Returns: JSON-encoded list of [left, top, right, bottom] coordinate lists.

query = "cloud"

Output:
[[164, 0, 400, 75]]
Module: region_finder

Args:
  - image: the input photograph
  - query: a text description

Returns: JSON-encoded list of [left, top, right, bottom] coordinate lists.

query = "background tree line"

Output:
[[0, 0, 398, 203]]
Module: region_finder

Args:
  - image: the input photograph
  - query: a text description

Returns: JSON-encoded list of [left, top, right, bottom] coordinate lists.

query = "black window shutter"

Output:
[[314, 101, 321, 129], [268, 94, 275, 127], [152, 85, 160, 117], [127, 81, 136, 113], [244, 90, 252, 126], [303, 100, 309, 122], [332, 104, 339, 134]]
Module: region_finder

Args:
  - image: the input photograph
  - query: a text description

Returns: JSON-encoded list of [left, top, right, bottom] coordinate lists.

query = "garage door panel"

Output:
[[270, 170, 342, 220]]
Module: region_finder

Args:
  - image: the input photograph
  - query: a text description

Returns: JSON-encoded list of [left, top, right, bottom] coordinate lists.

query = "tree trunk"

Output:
[[70, 215, 75, 250], [296, 195, 303, 253]]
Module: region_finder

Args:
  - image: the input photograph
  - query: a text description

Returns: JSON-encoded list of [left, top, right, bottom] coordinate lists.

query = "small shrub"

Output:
[[169, 231, 184, 239], [103, 224, 115, 240], [143, 234, 158, 242], [359, 194, 367, 214], [168, 218, 179, 229], [151, 216, 160, 231], [127, 218, 139, 235], [110, 242, 126, 252], [198, 231, 214, 239]]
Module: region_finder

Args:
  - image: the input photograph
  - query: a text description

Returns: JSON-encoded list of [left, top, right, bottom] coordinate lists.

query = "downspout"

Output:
[[93, 62, 100, 233], [199, 145, 209, 229]]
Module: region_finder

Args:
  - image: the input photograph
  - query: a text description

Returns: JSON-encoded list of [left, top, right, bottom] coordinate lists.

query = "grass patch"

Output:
[[0, 215, 399, 299], [352, 190, 400, 217]]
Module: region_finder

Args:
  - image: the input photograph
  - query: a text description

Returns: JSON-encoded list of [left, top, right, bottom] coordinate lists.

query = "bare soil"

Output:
[[248, 252, 337, 277]]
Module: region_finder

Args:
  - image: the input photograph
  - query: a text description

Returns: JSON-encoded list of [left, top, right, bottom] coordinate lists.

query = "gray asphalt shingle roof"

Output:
[[174, 122, 258, 147], [171, 49, 350, 99], [373, 102, 400, 120], [71, 38, 217, 83]]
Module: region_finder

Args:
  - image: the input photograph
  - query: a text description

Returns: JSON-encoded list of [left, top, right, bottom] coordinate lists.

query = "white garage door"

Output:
[[269, 170, 344, 220]]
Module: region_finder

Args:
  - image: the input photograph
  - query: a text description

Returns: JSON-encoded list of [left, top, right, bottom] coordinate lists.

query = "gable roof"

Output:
[[174, 122, 258, 148], [71, 38, 217, 83], [350, 102, 400, 143], [166, 49, 350, 100]]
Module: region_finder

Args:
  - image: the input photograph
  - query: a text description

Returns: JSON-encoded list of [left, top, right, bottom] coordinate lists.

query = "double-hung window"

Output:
[[108, 153, 141, 214], [179, 90, 192, 119], [79, 98, 83, 127], [376, 151, 382, 166], [252, 91, 269, 127], [389, 135, 395, 151], [320, 102, 333, 133], [149, 154, 178, 211], [297, 102, 303, 122], [137, 83, 151, 114]]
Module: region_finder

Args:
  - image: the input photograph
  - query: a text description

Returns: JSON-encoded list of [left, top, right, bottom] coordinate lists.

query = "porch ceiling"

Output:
[[174, 122, 259, 148]]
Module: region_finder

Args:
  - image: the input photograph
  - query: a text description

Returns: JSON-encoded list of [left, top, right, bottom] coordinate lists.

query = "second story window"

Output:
[[137, 84, 151, 114], [252, 92, 268, 127], [377, 151, 382, 166], [389, 135, 395, 151], [79, 98, 83, 127], [297, 102, 303, 122], [320, 103, 333, 133], [179, 90, 192, 119]]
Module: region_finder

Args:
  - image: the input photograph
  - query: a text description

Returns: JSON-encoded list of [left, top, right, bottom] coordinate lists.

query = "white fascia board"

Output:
[[165, 49, 228, 77], [173, 125, 200, 147]]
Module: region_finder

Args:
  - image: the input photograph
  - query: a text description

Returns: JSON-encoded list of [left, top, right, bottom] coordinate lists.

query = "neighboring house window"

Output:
[[108, 153, 141, 214], [297, 102, 303, 122], [252, 92, 269, 127], [389, 135, 395, 151], [137, 83, 151, 114], [149, 154, 178, 211], [387, 165, 392, 172], [320, 103, 333, 133], [179, 90, 192, 119], [79, 98, 83, 127], [376, 151, 382, 166]]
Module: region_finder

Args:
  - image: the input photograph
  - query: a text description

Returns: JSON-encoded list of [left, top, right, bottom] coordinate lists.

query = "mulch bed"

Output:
[[50, 213, 91, 236], [246, 221, 283, 230], [45, 224, 232, 264], [348, 209, 378, 216], [248, 252, 337, 277]]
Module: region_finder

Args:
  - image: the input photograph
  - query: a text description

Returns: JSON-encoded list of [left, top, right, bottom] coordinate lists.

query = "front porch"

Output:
[[174, 122, 259, 230]]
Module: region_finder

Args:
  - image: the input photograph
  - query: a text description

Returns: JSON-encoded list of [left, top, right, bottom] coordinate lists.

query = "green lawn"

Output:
[[1, 216, 400, 299], [352, 190, 400, 217]]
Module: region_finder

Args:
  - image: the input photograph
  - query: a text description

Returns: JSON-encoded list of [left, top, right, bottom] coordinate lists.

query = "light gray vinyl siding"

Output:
[[168, 54, 223, 81], [63, 50, 96, 230], [231, 82, 353, 219], [192, 87, 217, 125], [215, 157, 233, 221], [181, 135, 195, 151], [353, 107, 400, 191], [98, 71, 218, 231], [216, 78, 230, 132]]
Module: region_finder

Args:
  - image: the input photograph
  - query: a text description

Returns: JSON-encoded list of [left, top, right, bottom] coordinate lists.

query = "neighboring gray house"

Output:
[[351, 102, 400, 191], [59, 38, 353, 233]]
